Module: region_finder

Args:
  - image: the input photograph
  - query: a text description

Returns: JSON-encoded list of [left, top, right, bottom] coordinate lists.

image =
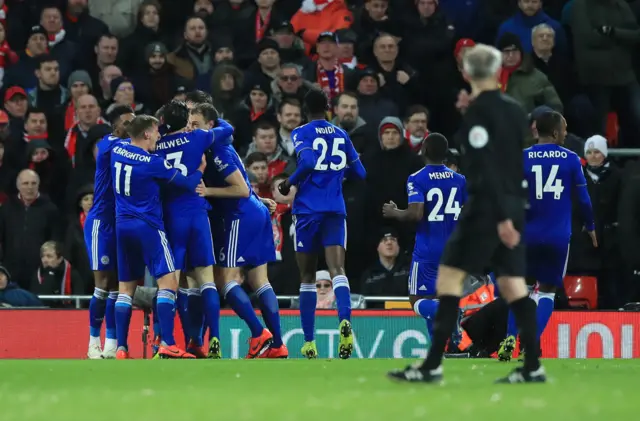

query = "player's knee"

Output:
[[537, 283, 556, 294], [119, 281, 137, 296], [193, 266, 214, 285], [496, 276, 528, 303], [94, 271, 109, 289], [327, 266, 345, 279], [157, 272, 178, 291]]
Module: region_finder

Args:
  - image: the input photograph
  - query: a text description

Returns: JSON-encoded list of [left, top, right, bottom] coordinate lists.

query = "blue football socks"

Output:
[[200, 282, 221, 339], [414, 298, 439, 339], [256, 283, 283, 347], [187, 288, 204, 346], [89, 287, 107, 338], [332, 275, 351, 322], [536, 291, 555, 340], [105, 291, 118, 340], [114, 293, 133, 349], [299, 283, 317, 342], [223, 281, 263, 337], [176, 288, 189, 344], [157, 289, 177, 346]]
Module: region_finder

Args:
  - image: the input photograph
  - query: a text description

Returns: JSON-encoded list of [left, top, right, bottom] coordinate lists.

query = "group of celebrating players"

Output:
[[83, 88, 364, 361], [80, 42, 594, 385]]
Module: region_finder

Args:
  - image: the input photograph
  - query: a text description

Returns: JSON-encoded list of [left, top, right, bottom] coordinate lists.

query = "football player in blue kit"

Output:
[[111, 115, 206, 359], [154, 100, 234, 358], [191, 103, 284, 358], [498, 111, 596, 361], [383, 133, 466, 341], [278, 90, 366, 359], [84, 105, 135, 359]]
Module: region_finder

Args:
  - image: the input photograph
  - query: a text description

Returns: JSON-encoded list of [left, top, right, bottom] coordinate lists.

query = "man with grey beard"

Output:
[[331, 92, 376, 155]]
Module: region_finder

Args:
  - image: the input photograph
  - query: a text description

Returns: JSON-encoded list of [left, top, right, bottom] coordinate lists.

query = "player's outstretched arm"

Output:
[[382, 201, 424, 222], [572, 155, 597, 247], [197, 170, 250, 198], [151, 155, 203, 192], [209, 119, 234, 147]]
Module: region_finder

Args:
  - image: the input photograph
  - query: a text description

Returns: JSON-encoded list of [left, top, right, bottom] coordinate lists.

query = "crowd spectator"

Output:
[[360, 228, 410, 299], [0, 265, 42, 307], [30, 240, 84, 307], [0, 169, 61, 289], [332, 91, 374, 155]]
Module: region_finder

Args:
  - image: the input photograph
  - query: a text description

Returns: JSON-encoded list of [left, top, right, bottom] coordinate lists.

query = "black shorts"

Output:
[[441, 197, 525, 278]]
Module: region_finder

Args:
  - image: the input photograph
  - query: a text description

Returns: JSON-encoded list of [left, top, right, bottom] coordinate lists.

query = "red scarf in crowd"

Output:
[[65, 118, 107, 167], [498, 61, 520, 93], [37, 259, 72, 295], [0, 40, 14, 68], [255, 10, 271, 42], [64, 100, 78, 131], [79, 211, 87, 229], [271, 202, 291, 261], [404, 129, 429, 153], [24, 133, 48, 143], [250, 107, 265, 122], [316, 61, 344, 105], [48, 29, 66, 47]]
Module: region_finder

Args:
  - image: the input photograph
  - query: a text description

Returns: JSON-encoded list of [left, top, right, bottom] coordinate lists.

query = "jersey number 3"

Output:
[[313, 137, 347, 171], [166, 151, 188, 176], [114, 162, 132, 196], [531, 164, 564, 200], [427, 187, 461, 221]]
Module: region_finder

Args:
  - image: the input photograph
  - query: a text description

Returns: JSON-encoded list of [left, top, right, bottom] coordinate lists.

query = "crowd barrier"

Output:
[[0, 309, 638, 359]]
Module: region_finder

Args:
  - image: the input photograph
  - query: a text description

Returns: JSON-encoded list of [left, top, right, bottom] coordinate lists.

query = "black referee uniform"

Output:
[[441, 89, 528, 277]]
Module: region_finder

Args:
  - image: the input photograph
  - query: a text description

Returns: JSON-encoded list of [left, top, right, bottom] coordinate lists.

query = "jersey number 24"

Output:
[[426, 187, 461, 221], [313, 137, 347, 171]]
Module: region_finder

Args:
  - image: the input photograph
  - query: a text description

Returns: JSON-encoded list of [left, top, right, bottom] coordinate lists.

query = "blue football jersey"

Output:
[[87, 134, 128, 222], [111, 143, 201, 230], [208, 142, 264, 217], [408, 165, 467, 262], [155, 130, 214, 213], [523, 143, 594, 243], [291, 120, 360, 215]]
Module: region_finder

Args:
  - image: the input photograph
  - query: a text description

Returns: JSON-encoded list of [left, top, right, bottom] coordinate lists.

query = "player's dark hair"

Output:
[[252, 120, 276, 136], [185, 90, 213, 105], [304, 89, 329, 117], [36, 54, 58, 69], [278, 97, 301, 115], [154, 105, 165, 121], [422, 132, 449, 163], [106, 105, 134, 125], [26, 107, 46, 120], [126, 115, 159, 139], [162, 100, 189, 132], [190, 103, 219, 123], [535, 110, 563, 138], [245, 152, 269, 167], [404, 104, 430, 122]]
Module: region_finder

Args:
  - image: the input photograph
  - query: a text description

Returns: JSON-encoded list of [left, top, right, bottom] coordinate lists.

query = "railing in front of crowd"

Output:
[[35, 295, 409, 309]]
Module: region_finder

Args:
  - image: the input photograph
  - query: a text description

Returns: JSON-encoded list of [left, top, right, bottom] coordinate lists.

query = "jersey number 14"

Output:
[[532, 164, 564, 200]]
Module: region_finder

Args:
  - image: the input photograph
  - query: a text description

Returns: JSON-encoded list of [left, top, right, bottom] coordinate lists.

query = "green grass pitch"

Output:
[[1, 359, 638, 420]]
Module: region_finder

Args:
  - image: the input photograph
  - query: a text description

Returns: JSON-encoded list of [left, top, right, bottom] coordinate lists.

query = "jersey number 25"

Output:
[[313, 137, 347, 171]]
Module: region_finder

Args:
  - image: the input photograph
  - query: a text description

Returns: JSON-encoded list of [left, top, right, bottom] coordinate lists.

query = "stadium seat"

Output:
[[563, 276, 598, 309]]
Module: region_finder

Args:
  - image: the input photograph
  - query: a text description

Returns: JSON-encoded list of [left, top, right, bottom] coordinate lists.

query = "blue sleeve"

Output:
[[289, 148, 316, 185], [572, 156, 595, 231], [213, 146, 239, 179], [344, 134, 366, 180], [150, 155, 202, 191], [407, 174, 425, 204]]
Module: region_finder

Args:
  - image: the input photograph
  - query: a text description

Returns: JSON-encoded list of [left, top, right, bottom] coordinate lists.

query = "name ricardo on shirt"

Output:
[[315, 126, 336, 135], [429, 171, 454, 180], [155, 137, 191, 151], [113, 146, 152, 162], [528, 150, 568, 159]]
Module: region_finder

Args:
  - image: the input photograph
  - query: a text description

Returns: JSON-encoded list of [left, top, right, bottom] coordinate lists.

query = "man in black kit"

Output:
[[388, 44, 546, 384]]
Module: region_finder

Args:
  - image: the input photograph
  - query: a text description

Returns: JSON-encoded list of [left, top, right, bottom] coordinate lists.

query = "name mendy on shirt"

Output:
[[527, 150, 568, 159], [113, 146, 152, 162], [429, 171, 454, 180], [155, 137, 191, 151]]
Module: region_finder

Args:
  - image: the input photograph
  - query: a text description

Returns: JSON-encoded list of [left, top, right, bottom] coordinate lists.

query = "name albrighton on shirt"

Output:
[[527, 150, 568, 159], [155, 136, 191, 150], [113, 146, 152, 162]]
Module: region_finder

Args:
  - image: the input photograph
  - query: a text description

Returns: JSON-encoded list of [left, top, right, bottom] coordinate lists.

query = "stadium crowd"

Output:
[[0, 0, 639, 311]]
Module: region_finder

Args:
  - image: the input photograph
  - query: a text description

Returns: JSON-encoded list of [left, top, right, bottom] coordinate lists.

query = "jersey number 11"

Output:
[[114, 162, 132, 196]]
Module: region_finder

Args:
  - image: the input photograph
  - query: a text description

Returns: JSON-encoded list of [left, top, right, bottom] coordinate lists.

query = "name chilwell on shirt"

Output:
[[155, 137, 191, 150]]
